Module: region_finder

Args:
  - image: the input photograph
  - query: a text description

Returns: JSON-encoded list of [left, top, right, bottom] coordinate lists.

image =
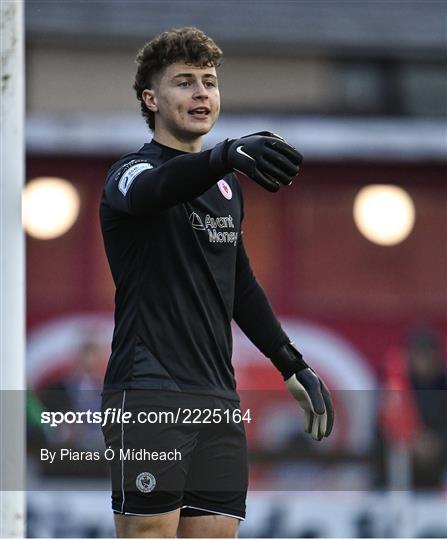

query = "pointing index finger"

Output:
[[266, 139, 303, 166]]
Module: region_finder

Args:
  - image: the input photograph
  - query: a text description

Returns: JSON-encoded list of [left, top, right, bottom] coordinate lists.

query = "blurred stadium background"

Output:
[[22, 0, 446, 537]]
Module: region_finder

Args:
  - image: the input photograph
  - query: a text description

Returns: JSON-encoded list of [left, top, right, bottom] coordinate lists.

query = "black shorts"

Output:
[[101, 389, 248, 520]]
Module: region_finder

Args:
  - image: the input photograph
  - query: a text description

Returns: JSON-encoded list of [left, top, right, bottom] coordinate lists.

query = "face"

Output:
[[143, 62, 220, 142]]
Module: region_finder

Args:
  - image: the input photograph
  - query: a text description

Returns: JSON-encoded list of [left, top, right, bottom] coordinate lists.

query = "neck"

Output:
[[153, 127, 202, 153]]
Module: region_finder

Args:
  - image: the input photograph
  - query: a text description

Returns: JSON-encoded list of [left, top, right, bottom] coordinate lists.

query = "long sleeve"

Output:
[[233, 238, 289, 357], [104, 150, 229, 216]]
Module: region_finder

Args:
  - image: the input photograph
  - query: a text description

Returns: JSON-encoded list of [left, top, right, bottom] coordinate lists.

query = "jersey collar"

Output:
[[148, 139, 189, 159]]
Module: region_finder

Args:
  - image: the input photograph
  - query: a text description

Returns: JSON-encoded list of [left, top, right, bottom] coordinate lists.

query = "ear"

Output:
[[142, 89, 158, 112]]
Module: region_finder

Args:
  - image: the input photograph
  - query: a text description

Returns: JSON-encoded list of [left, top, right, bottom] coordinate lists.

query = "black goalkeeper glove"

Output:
[[270, 342, 334, 441], [210, 131, 303, 193]]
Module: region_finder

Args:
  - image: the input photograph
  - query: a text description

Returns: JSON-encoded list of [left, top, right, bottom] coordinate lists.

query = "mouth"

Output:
[[188, 107, 211, 120]]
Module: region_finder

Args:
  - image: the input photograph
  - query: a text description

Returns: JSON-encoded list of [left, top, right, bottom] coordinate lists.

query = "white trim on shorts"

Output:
[[120, 390, 126, 514], [114, 507, 182, 517], [113, 505, 245, 521], [181, 505, 245, 521]]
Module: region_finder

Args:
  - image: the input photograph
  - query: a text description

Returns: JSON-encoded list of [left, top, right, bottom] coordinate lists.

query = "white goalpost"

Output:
[[0, 1, 26, 537]]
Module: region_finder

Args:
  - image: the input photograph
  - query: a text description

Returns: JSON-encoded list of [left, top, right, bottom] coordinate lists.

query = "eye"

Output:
[[205, 80, 216, 88], [178, 81, 190, 87]]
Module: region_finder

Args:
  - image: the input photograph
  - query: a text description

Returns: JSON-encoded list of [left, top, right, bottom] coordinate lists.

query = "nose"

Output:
[[192, 81, 208, 100]]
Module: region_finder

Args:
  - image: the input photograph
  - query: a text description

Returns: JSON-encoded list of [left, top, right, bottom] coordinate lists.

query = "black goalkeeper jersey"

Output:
[[100, 139, 288, 399]]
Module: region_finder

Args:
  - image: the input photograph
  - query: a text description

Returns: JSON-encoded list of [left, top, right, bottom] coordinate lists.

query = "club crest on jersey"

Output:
[[217, 179, 232, 200], [136, 472, 156, 493]]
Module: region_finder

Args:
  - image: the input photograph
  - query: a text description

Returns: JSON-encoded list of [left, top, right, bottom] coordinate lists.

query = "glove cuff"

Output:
[[269, 342, 308, 381], [209, 139, 233, 175]]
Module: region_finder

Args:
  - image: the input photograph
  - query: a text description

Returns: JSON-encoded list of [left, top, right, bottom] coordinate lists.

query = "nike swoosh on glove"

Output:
[[210, 131, 303, 192]]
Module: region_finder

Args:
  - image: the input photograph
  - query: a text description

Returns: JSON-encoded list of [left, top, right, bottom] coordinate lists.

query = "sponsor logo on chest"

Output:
[[189, 212, 239, 246]]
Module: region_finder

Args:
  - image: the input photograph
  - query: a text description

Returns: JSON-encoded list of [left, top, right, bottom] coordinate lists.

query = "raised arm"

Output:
[[104, 150, 227, 215], [105, 132, 301, 216]]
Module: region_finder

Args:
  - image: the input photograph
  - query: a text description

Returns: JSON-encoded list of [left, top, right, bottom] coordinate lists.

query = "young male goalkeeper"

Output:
[[100, 27, 334, 538]]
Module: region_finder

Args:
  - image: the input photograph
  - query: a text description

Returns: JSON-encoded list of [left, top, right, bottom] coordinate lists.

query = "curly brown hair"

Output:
[[133, 27, 223, 131]]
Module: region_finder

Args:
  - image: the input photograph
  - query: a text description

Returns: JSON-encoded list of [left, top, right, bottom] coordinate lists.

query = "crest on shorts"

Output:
[[136, 472, 156, 493]]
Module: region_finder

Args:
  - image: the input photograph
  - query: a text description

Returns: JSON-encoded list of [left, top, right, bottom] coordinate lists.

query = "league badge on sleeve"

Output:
[[116, 160, 153, 196], [217, 179, 232, 200]]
